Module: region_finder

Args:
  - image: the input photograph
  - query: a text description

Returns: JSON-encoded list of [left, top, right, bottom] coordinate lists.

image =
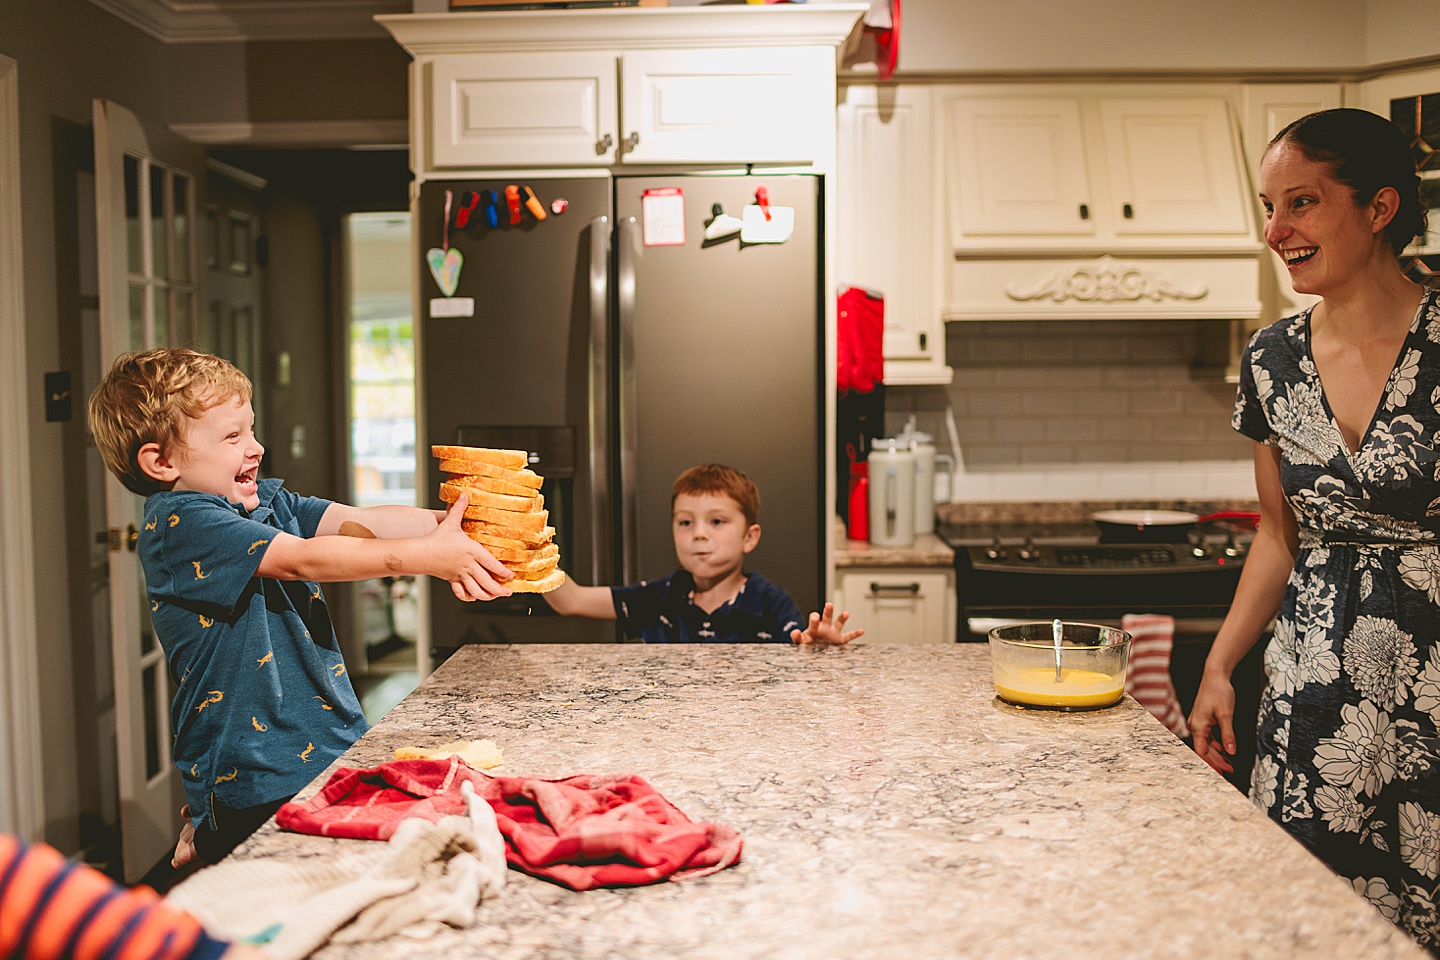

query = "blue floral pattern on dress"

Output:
[[1234, 288, 1440, 947]]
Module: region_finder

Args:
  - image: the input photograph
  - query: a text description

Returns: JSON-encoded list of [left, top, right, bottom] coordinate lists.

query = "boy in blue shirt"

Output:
[[545, 463, 861, 645], [87, 348, 513, 868]]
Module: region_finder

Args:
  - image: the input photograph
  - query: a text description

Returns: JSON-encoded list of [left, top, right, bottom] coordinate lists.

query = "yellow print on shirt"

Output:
[[215, 768, 238, 784], [194, 690, 224, 714], [299, 743, 315, 762], [192, 561, 210, 580], [144, 517, 157, 531], [310, 585, 321, 601], [190, 764, 198, 777], [199, 615, 214, 628], [256, 651, 273, 669], [252, 717, 268, 732], [151, 600, 159, 612], [169, 515, 180, 527], [314, 696, 333, 711], [332, 663, 346, 678], [247, 539, 268, 555]]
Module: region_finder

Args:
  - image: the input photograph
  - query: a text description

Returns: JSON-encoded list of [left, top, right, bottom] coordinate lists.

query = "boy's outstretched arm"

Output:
[[259, 494, 512, 600], [543, 574, 617, 619], [316, 502, 446, 538], [791, 602, 864, 645]]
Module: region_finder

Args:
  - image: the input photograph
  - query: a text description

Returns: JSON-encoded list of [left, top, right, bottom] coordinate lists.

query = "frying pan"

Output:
[[1091, 509, 1260, 543]]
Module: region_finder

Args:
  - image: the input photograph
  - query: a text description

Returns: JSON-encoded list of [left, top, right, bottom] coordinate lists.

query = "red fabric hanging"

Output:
[[837, 285, 884, 396]]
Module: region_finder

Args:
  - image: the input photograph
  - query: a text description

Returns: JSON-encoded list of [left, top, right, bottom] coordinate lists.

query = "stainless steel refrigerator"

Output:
[[417, 174, 823, 651]]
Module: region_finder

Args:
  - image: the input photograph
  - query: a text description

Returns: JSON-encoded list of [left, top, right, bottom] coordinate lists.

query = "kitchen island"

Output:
[[195, 643, 1425, 960]]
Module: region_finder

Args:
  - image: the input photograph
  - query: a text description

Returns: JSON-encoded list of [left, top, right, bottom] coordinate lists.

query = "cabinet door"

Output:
[[946, 97, 1094, 241], [1098, 99, 1251, 238], [839, 570, 950, 644], [837, 86, 941, 366], [429, 52, 619, 169], [618, 46, 831, 165]]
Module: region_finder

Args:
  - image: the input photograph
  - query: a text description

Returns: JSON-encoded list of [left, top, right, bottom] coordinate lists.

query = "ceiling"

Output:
[[86, 0, 412, 43]]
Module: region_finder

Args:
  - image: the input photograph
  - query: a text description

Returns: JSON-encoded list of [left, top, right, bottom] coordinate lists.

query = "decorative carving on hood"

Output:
[[1005, 257, 1207, 304]]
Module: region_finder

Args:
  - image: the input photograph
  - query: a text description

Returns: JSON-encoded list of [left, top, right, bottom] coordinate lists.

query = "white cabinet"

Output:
[[944, 94, 1255, 251], [836, 84, 951, 385], [837, 568, 955, 644], [384, 8, 864, 173]]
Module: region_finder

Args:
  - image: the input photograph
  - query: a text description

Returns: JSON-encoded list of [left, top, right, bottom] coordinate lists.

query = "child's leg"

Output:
[[191, 795, 292, 865]]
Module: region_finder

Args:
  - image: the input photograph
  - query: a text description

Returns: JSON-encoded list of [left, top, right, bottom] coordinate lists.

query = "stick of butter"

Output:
[[393, 738, 503, 769]]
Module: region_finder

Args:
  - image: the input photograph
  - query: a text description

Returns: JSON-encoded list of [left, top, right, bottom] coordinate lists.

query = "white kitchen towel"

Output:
[[167, 780, 505, 960], [1121, 614, 1190, 740]]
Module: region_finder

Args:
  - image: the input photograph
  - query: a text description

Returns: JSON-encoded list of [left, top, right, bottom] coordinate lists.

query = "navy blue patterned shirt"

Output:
[[140, 478, 368, 824], [610, 570, 804, 643]]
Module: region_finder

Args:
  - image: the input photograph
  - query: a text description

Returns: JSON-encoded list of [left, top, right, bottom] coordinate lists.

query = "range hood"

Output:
[[940, 92, 1264, 322]]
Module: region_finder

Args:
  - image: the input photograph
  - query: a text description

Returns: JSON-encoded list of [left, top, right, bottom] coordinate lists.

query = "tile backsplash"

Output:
[[885, 319, 1257, 502]]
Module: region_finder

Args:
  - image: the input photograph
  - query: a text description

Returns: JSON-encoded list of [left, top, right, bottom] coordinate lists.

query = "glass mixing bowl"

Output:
[[988, 621, 1132, 711]]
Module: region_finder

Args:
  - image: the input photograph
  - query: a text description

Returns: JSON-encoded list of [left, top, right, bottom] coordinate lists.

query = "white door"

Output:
[[93, 99, 204, 882]]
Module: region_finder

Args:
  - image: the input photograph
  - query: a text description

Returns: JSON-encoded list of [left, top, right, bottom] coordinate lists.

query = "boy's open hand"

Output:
[[791, 602, 864, 646], [432, 494, 513, 601]]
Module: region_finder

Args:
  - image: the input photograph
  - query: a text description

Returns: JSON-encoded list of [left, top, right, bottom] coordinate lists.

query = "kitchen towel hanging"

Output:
[[837, 285, 884, 395], [1121, 613, 1189, 739]]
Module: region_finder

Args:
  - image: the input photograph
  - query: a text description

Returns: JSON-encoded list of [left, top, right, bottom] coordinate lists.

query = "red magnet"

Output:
[[504, 184, 522, 225], [551, 198, 569, 215], [755, 185, 772, 222], [455, 190, 480, 228]]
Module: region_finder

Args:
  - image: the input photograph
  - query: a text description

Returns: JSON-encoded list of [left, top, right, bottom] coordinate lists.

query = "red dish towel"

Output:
[[276, 758, 743, 891], [836, 285, 884, 395], [1122, 614, 1191, 739]]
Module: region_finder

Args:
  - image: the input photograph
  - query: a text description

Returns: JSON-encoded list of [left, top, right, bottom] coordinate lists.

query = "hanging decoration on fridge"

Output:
[[741, 185, 794, 244], [702, 202, 744, 246], [427, 189, 475, 319], [641, 187, 686, 247]]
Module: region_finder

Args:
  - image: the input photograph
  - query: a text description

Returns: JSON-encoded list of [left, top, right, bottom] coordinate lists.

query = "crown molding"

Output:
[[87, 0, 410, 44]]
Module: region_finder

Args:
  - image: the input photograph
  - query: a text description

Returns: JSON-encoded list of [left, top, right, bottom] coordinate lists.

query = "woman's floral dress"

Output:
[[1234, 287, 1440, 948]]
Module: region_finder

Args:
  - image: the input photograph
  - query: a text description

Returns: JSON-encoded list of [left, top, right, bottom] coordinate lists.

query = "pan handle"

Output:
[[1197, 510, 1261, 530]]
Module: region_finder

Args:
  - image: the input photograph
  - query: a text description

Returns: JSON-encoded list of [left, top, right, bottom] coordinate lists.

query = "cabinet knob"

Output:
[[918, 332, 927, 350], [596, 133, 613, 155], [1078, 203, 1089, 220], [621, 132, 640, 153], [1122, 203, 1134, 220]]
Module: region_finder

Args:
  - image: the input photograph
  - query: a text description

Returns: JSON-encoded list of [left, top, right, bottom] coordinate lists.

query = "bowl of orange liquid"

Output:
[[988, 621, 1131, 711]]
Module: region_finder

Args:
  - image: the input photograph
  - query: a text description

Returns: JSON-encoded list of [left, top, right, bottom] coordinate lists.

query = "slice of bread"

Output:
[[436, 458, 544, 489], [506, 569, 565, 594], [477, 540, 560, 563], [508, 555, 559, 578], [463, 504, 549, 531], [462, 522, 555, 550], [439, 481, 541, 514], [393, 738, 503, 770], [442, 472, 537, 499], [431, 445, 528, 470]]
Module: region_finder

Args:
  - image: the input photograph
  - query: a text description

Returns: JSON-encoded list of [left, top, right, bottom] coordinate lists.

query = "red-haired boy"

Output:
[[545, 464, 860, 644]]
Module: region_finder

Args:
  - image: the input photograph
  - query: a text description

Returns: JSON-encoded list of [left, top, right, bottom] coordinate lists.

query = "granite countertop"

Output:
[[833, 517, 954, 568], [195, 644, 1424, 960]]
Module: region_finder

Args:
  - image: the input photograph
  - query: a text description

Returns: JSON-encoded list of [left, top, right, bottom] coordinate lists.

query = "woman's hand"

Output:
[[1190, 668, 1238, 774]]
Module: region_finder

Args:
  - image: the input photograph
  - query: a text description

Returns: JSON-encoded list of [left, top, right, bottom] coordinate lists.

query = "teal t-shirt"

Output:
[[140, 478, 368, 824]]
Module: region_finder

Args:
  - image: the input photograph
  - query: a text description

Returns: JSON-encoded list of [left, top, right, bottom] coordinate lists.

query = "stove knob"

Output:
[[1186, 528, 1209, 559], [984, 538, 1008, 562], [1224, 533, 1244, 558], [1017, 538, 1040, 562]]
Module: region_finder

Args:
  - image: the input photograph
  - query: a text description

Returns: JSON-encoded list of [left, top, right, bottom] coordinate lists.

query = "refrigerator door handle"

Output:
[[587, 215, 611, 588], [617, 215, 640, 585]]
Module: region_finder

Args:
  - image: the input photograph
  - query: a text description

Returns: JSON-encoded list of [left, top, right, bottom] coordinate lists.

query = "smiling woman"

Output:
[[1189, 107, 1440, 950]]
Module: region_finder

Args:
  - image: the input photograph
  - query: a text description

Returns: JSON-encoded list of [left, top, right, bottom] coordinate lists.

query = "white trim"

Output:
[[86, 0, 407, 43], [206, 157, 268, 193], [0, 54, 45, 841], [171, 119, 408, 149]]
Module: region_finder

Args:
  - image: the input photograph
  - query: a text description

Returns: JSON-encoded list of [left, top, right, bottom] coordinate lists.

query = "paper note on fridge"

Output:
[[741, 205, 794, 244], [430, 297, 476, 318]]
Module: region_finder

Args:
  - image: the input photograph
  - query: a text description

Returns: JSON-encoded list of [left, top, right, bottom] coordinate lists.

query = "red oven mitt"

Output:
[[277, 758, 743, 891]]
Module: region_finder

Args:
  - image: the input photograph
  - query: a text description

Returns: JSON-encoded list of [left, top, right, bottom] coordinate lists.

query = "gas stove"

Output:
[[937, 520, 1252, 575]]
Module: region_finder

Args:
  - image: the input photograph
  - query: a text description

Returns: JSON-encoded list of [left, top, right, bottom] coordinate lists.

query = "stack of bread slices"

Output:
[[433, 444, 565, 594]]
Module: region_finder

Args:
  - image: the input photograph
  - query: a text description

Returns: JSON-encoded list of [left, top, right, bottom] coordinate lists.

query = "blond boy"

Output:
[[546, 463, 861, 644], [88, 348, 511, 867]]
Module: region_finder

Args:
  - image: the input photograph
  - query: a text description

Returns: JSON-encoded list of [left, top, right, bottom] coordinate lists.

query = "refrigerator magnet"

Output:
[[641, 187, 685, 246]]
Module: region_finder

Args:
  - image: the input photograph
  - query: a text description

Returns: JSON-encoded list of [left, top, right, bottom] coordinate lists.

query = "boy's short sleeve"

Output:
[[611, 577, 670, 636]]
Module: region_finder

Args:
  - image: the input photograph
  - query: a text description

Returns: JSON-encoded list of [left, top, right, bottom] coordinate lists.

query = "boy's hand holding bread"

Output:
[[433, 445, 566, 594]]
